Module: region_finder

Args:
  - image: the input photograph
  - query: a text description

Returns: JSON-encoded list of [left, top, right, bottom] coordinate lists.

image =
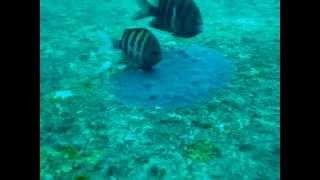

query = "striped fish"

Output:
[[113, 28, 161, 70], [134, 0, 203, 37]]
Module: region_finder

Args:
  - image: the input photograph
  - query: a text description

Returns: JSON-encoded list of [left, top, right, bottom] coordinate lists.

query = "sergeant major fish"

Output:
[[113, 28, 162, 70], [133, 0, 203, 37]]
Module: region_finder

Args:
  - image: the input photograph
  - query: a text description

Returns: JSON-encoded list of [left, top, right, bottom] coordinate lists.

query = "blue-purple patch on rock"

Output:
[[110, 45, 235, 108]]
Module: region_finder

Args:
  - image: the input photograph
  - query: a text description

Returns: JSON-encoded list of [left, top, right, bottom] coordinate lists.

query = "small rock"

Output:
[[53, 90, 74, 99], [165, 41, 177, 47], [99, 61, 112, 71], [149, 165, 167, 179], [117, 65, 127, 70], [61, 165, 72, 173], [217, 123, 225, 132], [90, 52, 97, 61], [154, 106, 161, 110], [248, 67, 259, 76], [69, 63, 78, 71]]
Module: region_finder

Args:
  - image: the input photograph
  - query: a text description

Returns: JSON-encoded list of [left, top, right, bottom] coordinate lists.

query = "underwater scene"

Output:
[[40, 0, 280, 179]]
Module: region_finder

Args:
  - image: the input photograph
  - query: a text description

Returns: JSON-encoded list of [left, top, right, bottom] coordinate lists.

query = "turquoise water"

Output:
[[40, 0, 280, 179]]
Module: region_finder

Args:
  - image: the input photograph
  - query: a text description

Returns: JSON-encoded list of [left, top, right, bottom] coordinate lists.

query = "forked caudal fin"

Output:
[[112, 39, 121, 49], [95, 31, 120, 53], [133, 0, 156, 20]]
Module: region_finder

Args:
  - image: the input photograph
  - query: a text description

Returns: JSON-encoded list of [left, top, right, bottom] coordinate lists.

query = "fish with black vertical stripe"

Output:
[[113, 28, 161, 70], [133, 0, 203, 37]]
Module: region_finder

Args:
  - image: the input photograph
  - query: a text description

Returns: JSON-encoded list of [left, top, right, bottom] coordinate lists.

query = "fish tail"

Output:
[[95, 31, 118, 53], [112, 39, 122, 49], [133, 0, 156, 20]]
